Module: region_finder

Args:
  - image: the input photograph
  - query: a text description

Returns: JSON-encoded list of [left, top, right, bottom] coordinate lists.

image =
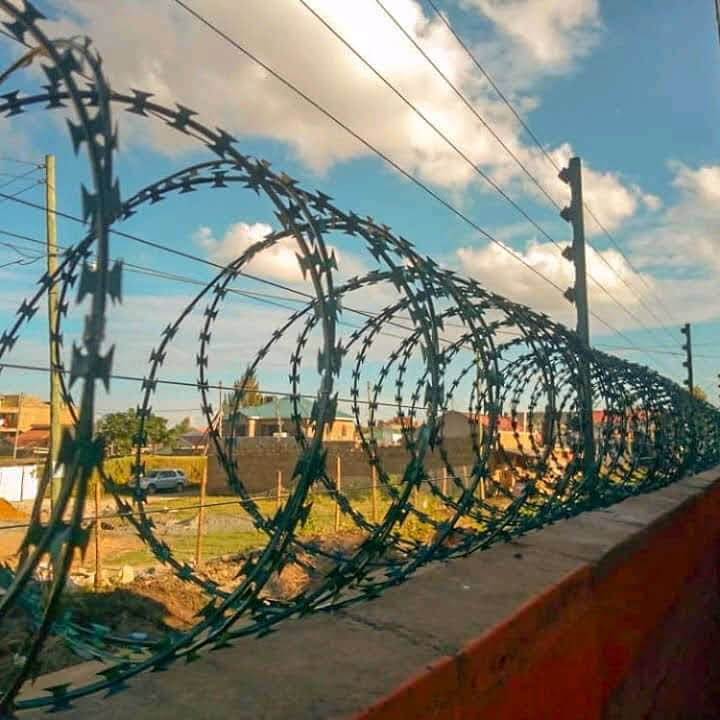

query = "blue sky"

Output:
[[0, 0, 718, 425]]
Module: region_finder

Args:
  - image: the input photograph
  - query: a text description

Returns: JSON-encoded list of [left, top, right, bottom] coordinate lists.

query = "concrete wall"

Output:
[[351, 468, 720, 720], [0, 464, 39, 501], [24, 467, 720, 720]]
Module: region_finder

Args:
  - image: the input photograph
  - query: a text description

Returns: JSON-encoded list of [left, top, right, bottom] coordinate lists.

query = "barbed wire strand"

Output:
[[295, 0, 679, 352], [424, 0, 683, 332], [165, 0, 679, 375]]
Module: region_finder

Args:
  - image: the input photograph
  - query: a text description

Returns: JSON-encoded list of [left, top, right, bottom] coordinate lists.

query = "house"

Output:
[[14, 427, 51, 455], [376, 416, 407, 432], [173, 428, 208, 452], [367, 425, 403, 446], [439, 410, 517, 439], [371, 416, 412, 445], [0, 394, 73, 455], [224, 396, 356, 441], [0, 394, 73, 437]]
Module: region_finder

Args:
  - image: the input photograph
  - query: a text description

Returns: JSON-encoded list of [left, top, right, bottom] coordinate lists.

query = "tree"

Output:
[[222, 366, 272, 414], [96, 409, 185, 456], [168, 416, 191, 446], [692, 386, 708, 403]]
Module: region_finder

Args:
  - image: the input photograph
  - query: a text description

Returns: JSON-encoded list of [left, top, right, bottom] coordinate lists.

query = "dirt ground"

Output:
[[0, 485, 479, 685], [0, 492, 370, 685], [0, 498, 27, 523]]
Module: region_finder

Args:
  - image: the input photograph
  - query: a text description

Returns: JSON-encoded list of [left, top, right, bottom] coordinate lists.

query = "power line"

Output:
[[0, 155, 42, 168], [0, 228, 682, 378], [0, 255, 41, 270], [0, 226, 679, 374], [597, 344, 720, 360], [424, 0, 556, 179], [424, 0, 682, 334], [0, 190, 670, 377], [296, 0, 678, 351], [0, 359, 447, 412], [298, 0, 564, 253], [167, 1, 570, 295], [0, 165, 41, 190], [0, 237, 43, 260], [0, 227, 522, 361], [1, 227, 561, 394], [376, 0, 679, 348], [375, 0, 562, 215], [0, 190, 319, 300], [0, 180, 42, 206], [0, 225, 682, 380], [168, 0, 678, 368]]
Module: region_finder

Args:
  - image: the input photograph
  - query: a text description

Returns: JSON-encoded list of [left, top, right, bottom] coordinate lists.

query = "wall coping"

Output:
[[19, 466, 720, 719]]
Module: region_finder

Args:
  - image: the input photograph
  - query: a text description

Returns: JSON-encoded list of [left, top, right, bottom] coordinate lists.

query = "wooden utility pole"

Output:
[[94, 478, 102, 591], [366, 381, 372, 426], [334, 455, 342, 532], [194, 458, 208, 568], [45, 154, 62, 509], [195, 413, 216, 568], [559, 157, 595, 485], [218, 381, 224, 439], [12, 393, 23, 460]]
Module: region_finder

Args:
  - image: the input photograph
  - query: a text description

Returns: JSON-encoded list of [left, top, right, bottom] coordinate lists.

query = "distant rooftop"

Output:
[[235, 396, 353, 421]]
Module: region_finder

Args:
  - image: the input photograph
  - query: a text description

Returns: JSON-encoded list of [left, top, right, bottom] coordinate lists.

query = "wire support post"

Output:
[[681, 323, 694, 394], [559, 156, 596, 490]]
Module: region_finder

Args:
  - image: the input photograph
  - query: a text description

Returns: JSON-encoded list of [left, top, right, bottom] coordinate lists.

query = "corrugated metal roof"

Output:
[[15, 428, 49, 447], [236, 396, 353, 421]]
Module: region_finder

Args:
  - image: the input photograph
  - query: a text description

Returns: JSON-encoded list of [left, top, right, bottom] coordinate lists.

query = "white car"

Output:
[[131, 469, 187, 494]]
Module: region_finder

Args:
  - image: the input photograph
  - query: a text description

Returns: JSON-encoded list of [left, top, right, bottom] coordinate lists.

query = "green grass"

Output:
[[103, 483, 494, 568], [107, 529, 267, 567]]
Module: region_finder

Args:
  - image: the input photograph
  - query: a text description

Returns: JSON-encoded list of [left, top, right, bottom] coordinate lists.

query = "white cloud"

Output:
[[457, 157, 720, 335], [671, 162, 720, 204], [192, 221, 370, 286], [462, 0, 602, 70], [36, 0, 651, 236], [630, 161, 720, 275], [193, 222, 303, 283], [510, 143, 662, 236], [456, 238, 662, 330], [639, 190, 662, 212]]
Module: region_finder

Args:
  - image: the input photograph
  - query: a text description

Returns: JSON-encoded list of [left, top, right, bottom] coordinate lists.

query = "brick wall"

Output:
[[207, 437, 509, 495]]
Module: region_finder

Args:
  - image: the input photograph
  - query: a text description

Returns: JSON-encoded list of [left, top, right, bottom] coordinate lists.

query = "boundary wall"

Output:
[[21, 465, 720, 719]]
